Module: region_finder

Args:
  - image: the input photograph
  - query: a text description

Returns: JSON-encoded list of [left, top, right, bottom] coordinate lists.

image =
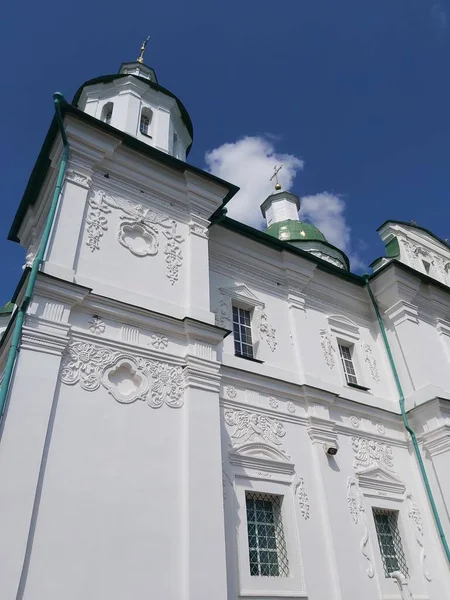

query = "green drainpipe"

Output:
[[365, 276, 450, 562], [0, 93, 70, 423]]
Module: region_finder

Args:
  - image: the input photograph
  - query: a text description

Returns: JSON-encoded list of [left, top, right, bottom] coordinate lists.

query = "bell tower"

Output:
[[75, 38, 193, 160]]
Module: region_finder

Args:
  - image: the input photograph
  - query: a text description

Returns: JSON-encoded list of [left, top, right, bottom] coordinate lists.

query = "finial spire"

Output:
[[270, 165, 283, 191], [137, 36, 150, 64]]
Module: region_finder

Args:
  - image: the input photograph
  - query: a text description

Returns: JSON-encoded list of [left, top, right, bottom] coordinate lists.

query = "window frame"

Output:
[[338, 341, 359, 386], [232, 476, 306, 597], [245, 492, 289, 578], [233, 305, 255, 359], [372, 508, 409, 578], [327, 315, 370, 391], [101, 101, 114, 125], [139, 106, 153, 138]]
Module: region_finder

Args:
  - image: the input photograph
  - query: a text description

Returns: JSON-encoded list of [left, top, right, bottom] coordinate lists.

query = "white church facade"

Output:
[[0, 47, 449, 600]]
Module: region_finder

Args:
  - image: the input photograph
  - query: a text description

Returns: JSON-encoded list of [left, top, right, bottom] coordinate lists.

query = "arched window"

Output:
[[139, 107, 153, 136], [101, 102, 114, 125]]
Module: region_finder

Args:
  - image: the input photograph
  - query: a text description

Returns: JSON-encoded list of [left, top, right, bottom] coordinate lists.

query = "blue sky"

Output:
[[1, 0, 450, 302]]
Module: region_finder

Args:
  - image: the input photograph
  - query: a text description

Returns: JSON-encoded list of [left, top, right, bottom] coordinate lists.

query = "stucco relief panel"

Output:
[[61, 340, 184, 408], [85, 190, 185, 284]]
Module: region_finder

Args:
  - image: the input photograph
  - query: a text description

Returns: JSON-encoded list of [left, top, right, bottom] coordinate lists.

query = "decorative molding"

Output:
[[245, 389, 259, 404], [375, 423, 385, 435], [347, 477, 375, 578], [268, 396, 279, 409], [356, 466, 405, 497], [226, 385, 237, 399], [66, 169, 91, 187], [42, 301, 64, 323], [151, 333, 168, 350], [224, 409, 288, 458], [350, 416, 361, 428], [307, 416, 338, 448], [188, 220, 209, 239], [122, 326, 139, 344], [421, 425, 450, 457], [24, 227, 38, 269], [385, 300, 419, 326], [258, 311, 277, 352], [351, 436, 396, 472], [61, 341, 184, 408], [319, 328, 336, 368], [362, 343, 380, 382], [219, 284, 265, 309], [407, 493, 431, 582], [293, 476, 310, 520], [85, 190, 185, 284], [286, 401, 296, 414], [213, 296, 231, 328], [89, 315, 105, 335], [257, 470, 272, 478]]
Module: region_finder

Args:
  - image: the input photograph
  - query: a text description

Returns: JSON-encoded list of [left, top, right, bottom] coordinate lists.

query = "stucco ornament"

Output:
[[293, 476, 310, 520], [258, 311, 277, 352], [319, 328, 336, 368], [350, 416, 361, 428], [268, 396, 279, 409], [407, 493, 431, 581], [362, 343, 380, 382], [286, 401, 296, 414], [347, 477, 375, 578], [213, 296, 231, 328], [151, 333, 169, 350], [85, 190, 185, 284], [226, 385, 237, 399], [224, 409, 286, 448], [351, 437, 395, 472], [89, 315, 105, 335], [61, 340, 184, 408]]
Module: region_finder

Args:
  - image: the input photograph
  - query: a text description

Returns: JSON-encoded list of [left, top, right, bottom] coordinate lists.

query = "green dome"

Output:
[[265, 220, 326, 242]]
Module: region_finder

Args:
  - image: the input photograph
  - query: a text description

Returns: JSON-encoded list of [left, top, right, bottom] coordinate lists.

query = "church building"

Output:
[[0, 42, 449, 600]]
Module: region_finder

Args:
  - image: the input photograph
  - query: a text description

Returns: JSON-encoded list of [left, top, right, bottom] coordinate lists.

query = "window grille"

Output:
[[338, 343, 358, 385], [246, 492, 289, 577], [373, 508, 409, 578], [105, 111, 112, 125], [233, 306, 254, 358], [140, 114, 150, 135]]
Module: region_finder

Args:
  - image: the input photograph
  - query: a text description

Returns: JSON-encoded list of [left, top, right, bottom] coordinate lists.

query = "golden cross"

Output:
[[269, 165, 283, 190], [137, 36, 151, 64]]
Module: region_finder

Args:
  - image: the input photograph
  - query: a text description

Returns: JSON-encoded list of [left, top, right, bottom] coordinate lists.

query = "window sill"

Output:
[[235, 354, 264, 364], [347, 382, 371, 392], [140, 132, 152, 139]]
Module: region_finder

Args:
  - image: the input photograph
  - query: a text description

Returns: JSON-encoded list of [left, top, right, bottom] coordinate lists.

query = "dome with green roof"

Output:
[[265, 219, 326, 243]]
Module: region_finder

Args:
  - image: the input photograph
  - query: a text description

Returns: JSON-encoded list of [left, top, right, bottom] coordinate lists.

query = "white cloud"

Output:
[[205, 136, 365, 271], [204, 136, 304, 228]]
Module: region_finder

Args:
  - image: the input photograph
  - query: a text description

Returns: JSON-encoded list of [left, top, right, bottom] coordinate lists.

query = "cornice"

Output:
[[20, 326, 69, 356], [385, 300, 419, 325], [420, 425, 450, 457], [307, 416, 338, 446]]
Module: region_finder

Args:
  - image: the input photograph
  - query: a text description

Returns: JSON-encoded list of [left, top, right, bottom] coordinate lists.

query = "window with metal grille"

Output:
[[338, 343, 358, 385], [233, 306, 254, 358], [373, 508, 409, 578], [245, 492, 289, 577], [140, 114, 150, 135]]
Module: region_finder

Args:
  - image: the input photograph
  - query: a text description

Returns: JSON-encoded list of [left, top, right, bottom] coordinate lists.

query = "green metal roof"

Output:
[[377, 219, 450, 251], [265, 219, 327, 242], [0, 302, 14, 315]]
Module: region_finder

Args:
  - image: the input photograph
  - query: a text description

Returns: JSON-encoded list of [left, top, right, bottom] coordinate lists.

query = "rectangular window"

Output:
[[233, 306, 254, 358], [246, 492, 289, 577], [373, 508, 409, 578], [338, 343, 358, 385]]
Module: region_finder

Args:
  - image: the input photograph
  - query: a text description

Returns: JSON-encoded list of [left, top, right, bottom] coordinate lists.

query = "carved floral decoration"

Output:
[[258, 311, 277, 352], [213, 296, 231, 328], [407, 493, 431, 581], [89, 315, 105, 335], [362, 343, 380, 382], [61, 341, 184, 408], [85, 190, 185, 285], [224, 409, 286, 449], [319, 328, 336, 368], [293, 476, 310, 520], [347, 476, 374, 578], [351, 436, 395, 472], [151, 333, 169, 350]]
